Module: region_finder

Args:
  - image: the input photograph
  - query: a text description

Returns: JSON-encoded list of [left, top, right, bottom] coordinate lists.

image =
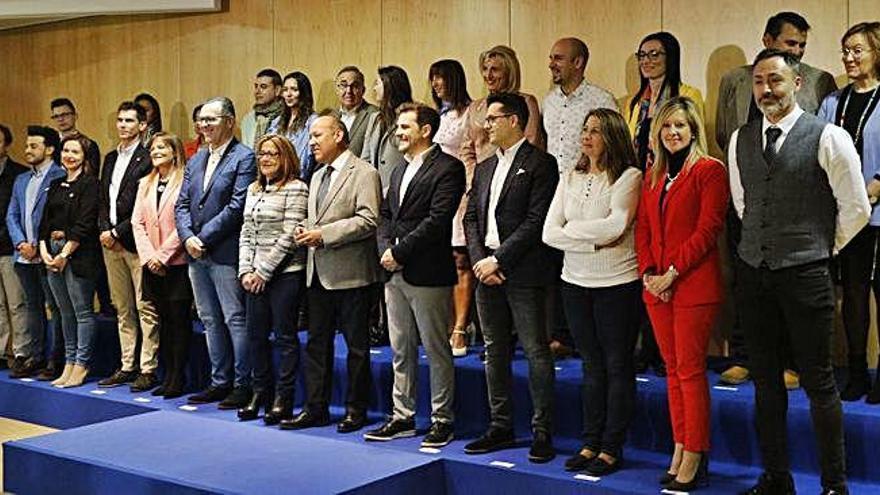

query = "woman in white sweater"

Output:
[[542, 108, 642, 476]]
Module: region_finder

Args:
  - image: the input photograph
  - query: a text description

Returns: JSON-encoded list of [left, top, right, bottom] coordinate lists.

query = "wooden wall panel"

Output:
[[380, 0, 508, 104], [511, 0, 660, 105], [850, 0, 880, 24], [273, 0, 382, 110]]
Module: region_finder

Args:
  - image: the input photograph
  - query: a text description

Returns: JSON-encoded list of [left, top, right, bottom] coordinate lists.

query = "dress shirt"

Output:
[[399, 145, 434, 206], [22, 160, 52, 263], [340, 107, 357, 131], [323, 149, 352, 193], [202, 137, 232, 192], [543, 79, 618, 174], [109, 140, 139, 224], [485, 137, 526, 249], [728, 104, 870, 252]]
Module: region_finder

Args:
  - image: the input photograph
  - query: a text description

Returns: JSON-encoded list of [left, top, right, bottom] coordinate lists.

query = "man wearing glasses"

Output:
[[49, 98, 100, 172], [175, 97, 255, 409], [335, 66, 379, 157], [714, 11, 838, 391]]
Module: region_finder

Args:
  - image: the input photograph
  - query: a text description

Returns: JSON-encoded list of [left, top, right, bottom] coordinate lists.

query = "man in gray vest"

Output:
[[728, 49, 869, 495]]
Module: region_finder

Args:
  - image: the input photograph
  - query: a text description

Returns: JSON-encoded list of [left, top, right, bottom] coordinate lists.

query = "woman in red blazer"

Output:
[[132, 133, 192, 399], [635, 96, 729, 491]]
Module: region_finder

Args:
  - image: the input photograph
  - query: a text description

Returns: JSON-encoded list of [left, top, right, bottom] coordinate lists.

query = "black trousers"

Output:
[[838, 225, 880, 371], [736, 259, 846, 491], [247, 271, 305, 400], [144, 265, 192, 389], [304, 278, 372, 414]]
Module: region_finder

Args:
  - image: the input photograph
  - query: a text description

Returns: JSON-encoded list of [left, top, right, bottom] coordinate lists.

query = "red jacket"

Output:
[[635, 156, 729, 306]]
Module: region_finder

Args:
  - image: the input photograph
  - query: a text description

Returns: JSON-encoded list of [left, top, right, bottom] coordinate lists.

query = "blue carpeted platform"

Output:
[[2, 330, 879, 494]]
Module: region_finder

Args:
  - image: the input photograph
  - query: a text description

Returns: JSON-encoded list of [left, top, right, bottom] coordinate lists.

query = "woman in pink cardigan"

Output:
[[132, 132, 192, 399]]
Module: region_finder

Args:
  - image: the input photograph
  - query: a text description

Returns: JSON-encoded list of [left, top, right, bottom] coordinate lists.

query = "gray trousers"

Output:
[[0, 255, 26, 357], [386, 273, 454, 424]]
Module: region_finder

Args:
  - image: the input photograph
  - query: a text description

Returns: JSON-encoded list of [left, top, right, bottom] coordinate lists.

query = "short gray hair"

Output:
[[202, 96, 236, 118]]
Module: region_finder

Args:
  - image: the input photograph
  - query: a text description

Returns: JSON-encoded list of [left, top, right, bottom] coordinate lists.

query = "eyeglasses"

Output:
[[636, 50, 666, 62], [257, 150, 281, 158], [485, 113, 513, 125], [197, 116, 228, 125], [841, 47, 874, 60], [51, 112, 74, 120], [335, 82, 363, 92]]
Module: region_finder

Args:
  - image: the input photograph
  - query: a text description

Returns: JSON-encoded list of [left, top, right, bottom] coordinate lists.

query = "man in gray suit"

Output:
[[715, 11, 837, 388], [282, 112, 382, 434], [335, 66, 379, 157]]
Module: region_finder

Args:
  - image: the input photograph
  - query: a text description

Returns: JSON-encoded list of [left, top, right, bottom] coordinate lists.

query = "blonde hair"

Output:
[[648, 96, 710, 188], [478, 45, 521, 94], [252, 134, 300, 191], [144, 132, 186, 193]]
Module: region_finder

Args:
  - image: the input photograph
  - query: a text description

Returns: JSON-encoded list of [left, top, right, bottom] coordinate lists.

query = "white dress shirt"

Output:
[[728, 104, 871, 252], [203, 138, 232, 192], [399, 145, 434, 205], [543, 79, 618, 174], [340, 108, 357, 131], [485, 137, 526, 249], [109, 140, 139, 224]]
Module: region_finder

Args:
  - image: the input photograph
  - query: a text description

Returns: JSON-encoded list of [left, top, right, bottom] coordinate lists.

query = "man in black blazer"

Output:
[[96, 102, 159, 392], [0, 124, 28, 366], [462, 93, 559, 462], [364, 103, 464, 447]]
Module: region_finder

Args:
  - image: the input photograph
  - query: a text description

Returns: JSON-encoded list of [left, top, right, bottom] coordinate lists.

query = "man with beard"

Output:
[[728, 49, 869, 495], [240, 69, 284, 149]]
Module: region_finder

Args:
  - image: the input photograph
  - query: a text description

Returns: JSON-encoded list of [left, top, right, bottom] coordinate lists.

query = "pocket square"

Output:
[[515, 168, 526, 175]]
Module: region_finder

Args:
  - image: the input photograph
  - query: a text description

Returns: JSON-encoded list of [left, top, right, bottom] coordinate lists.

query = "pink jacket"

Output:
[[132, 176, 187, 266]]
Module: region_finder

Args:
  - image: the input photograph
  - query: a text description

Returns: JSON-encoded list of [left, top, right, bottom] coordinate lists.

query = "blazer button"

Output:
[[198, 205, 203, 209]]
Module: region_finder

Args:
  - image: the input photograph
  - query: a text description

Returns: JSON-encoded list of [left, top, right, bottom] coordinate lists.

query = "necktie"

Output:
[[316, 166, 333, 208], [763, 127, 782, 164]]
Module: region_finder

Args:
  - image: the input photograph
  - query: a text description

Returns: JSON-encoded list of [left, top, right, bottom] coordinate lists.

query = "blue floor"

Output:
[[2, 329, 879, 494]]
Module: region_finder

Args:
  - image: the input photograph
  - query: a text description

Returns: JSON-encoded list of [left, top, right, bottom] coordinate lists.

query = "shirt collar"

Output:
[[495, 137, 527, 162], [558, 78, 588, 98], [32, 159, 52, 177], [117, 139, 139, 156], [405, 144, 435, 167], [209, 137, 232, 157], [327, 149, 352, 173], [339, 104, 361, 117], [762, 104, 804, 136]]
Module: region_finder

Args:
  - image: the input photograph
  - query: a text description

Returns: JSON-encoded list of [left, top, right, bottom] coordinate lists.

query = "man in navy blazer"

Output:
[[462, 93, 559, 462], [6, 126, 65, 379], [175, 97, 256, 409], [365, 103, 464, 447]]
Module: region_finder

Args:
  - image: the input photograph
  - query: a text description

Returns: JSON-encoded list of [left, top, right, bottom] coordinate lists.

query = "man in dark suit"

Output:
[[462, 93, 559, 462], [335, 66, 379, 157], [282, 112, 381, 433], [364, 103, 464, 447], [0, 125, 31, 368], [95, 102, 159, 392], [175, 96, 256, 409]]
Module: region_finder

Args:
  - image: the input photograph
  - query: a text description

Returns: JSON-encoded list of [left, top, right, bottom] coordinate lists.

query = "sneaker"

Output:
[[528, 430, 555, 463], [187, 385, 232, 404], [217, 386, 252, 410], [363, 418, 416, 442], [463, 427, 515, 454], [98, 369, 138, 388], [719, 365, 750, 385], [130, 372, 159, 392], [421, 422, 454, 448]]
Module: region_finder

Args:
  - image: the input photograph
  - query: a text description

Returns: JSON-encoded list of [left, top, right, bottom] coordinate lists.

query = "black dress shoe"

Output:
[[528, 430, 555, 463], [740, 471, 795, 495], [564, 451, 595, 471], [666, 454, 708, 492], [10, 357, 45, 379], [279, 409, 330, 430], [840, 368, 869, 402], [36, 361, 63, 381], [337, 411, 366, 433], [130, 372, 158, 392], [98, 369, 138, 388], [866, 377, 880, 405], [585, 455, 622, 476], [151, 386, 166, 397], [187, 385, 232, 404], [218, 386, 252, 410], [820, 488, 849, 495], [263, 397, 293, 426], [237, 391, 272, 421], [363, 418, 416, 441], [463, 428, 515, 454]]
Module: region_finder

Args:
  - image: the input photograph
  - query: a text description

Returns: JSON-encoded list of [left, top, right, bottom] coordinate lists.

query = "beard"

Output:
[[758, 93, 794, 119]]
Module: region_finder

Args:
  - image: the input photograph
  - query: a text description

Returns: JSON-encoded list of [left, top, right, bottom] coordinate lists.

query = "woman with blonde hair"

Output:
[[635, 96, 728, 491], [237, 134, 309, 425], [132, 132, 191, 398]]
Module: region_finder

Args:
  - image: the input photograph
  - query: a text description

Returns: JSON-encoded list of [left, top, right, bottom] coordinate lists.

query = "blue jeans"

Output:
[[189, 258, 249, 388], [13, 262, 62, 361], [46, 240, 97, 366]]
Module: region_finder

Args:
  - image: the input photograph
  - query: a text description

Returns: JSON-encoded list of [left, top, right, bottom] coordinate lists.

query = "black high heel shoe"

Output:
[[665, 453, 708, 492], [659, 471, 676, 485], [263, 397, 293, 426], [237, 391, 272, 421]]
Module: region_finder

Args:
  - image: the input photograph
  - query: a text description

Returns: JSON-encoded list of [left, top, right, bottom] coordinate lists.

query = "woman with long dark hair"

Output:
[[268, 71, 318, 182], [135, 93, 163, 146], [362, 65, 413, 192], [543, 108, 642, 476], [429, 59, 473, 357]]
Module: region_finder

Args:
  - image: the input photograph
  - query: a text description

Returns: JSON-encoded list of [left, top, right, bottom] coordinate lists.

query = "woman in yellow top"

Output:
[[627, 32, 704, 172]]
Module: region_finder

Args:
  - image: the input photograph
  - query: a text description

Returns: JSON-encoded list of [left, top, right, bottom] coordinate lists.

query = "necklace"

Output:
[[838, 83, 880, 148], [157, 177, 169, 193]]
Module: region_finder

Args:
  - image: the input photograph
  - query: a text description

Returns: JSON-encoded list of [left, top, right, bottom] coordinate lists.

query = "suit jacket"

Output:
[[175, 138, 256, 266], [345, 102, 380, 157], [635, 157, 729, 306], [99, 144, 153, 252], [305, 150, 381, 289], [0, 159, 28, 255], [463, 140, 560, 287], [39, 174, 101, 280], [715, 62, 837, 151], [132, 176, 186, 267], [6, 162, 66, 263], [378, 146, 465, 287]]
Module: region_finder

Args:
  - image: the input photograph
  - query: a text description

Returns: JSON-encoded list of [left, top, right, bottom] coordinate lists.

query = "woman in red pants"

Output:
[[635, 96, 728, 492]]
